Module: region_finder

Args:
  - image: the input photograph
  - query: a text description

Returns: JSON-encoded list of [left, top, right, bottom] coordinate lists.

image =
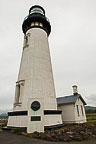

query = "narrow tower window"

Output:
[[14, 80, 25, 106], [23, 33, 30, 50], [76, 105, 80, 116], [23, 35, 28, 49], [15, 84, 20, 104]]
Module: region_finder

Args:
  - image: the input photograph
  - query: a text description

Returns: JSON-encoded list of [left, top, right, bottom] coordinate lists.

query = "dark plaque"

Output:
[[31, 101, 40, 111], [31, 116, 41, 121]]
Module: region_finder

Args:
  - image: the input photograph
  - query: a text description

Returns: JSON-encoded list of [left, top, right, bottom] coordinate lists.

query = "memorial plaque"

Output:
[[31, 101, 40, 111]]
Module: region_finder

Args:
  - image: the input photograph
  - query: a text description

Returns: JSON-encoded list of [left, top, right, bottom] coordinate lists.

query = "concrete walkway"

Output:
[[0, 130, 96, 144]]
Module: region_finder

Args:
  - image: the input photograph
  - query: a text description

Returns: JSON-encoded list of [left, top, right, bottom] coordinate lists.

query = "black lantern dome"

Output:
[[22, 5, 51, 36]]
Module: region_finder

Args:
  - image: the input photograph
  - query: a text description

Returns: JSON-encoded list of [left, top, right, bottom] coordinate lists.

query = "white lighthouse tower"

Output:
[[7, 5, 62, 133]]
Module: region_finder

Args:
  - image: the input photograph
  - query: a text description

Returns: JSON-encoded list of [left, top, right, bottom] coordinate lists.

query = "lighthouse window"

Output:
[[23, 35, 29, 49], [31, 22, 43, 27], [30, 8, 44, 15], [35, 22, 39, 26], [14, 80, 25, 105], [31, 22, 35, 26], [26, 35, 28, 44], [23, 35, 27, 48], [40, 23, 43, 27], [15, 84, 20, 103]]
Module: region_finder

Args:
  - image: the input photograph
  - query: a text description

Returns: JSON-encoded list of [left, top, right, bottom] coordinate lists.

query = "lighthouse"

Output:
[[7, 5, 62, 133]]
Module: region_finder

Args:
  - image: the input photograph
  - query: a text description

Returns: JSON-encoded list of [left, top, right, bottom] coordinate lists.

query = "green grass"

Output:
[[13, 128, 22, 135], [87, 119, 96, 123], [86, 113, 96, 123]]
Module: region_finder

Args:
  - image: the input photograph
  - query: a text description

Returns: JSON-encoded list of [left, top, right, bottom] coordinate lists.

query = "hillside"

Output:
[[85, 106, 96, 113], [0, 113, 8, 119], [85, 106, 96, 110]]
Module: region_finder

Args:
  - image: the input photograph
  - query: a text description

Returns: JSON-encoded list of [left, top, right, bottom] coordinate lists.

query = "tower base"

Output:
[[7, 110, 62, 133]]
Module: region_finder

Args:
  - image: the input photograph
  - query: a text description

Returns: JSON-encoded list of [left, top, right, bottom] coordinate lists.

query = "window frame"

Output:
[[81, 105, 84, 116], [76, 105, 80, 117]]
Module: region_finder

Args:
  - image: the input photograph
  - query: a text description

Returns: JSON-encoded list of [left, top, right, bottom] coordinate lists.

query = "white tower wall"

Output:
[[13, 28, 57, 111]]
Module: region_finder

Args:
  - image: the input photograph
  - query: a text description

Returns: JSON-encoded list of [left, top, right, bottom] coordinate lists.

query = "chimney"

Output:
[[72, 85, 78, 95]]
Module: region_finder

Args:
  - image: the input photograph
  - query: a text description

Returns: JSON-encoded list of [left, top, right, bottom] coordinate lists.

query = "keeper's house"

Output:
[[57, 85, 87, 123]]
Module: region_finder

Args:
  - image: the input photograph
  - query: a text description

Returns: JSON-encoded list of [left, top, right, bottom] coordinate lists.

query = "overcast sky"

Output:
[[0, 0, 96, 111]]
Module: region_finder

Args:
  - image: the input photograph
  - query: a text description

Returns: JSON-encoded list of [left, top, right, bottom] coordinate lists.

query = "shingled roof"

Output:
[[57, 94, 86, 105]]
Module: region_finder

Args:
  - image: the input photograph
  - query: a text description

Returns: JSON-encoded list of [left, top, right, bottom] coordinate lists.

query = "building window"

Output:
[[81, 105, 84, 116], [76, 105, 80, 116]]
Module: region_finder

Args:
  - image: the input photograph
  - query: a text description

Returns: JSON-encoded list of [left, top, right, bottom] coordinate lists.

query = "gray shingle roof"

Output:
[[57, 94, 86, 105]]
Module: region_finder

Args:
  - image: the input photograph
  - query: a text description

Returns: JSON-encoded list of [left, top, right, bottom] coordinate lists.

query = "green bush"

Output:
[[13, 128, 22, 135]]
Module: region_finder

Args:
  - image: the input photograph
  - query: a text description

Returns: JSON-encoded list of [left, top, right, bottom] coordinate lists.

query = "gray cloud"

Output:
[[0, 0, 96, 111], [85, 94, 96, 106]]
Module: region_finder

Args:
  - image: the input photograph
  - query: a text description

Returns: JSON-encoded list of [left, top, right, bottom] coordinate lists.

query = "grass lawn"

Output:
[[87, 113, 96, 123]]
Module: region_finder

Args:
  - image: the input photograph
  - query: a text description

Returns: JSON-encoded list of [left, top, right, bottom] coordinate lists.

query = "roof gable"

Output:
[[57, 94, 86, 105]]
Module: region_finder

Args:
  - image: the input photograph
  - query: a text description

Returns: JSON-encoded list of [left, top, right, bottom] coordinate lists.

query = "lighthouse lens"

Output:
[[30, 8, 44, 15]]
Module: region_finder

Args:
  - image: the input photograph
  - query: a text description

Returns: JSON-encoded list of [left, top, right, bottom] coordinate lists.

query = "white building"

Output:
[[7, 5, 62, 133], [57, 85, 87, 123]]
